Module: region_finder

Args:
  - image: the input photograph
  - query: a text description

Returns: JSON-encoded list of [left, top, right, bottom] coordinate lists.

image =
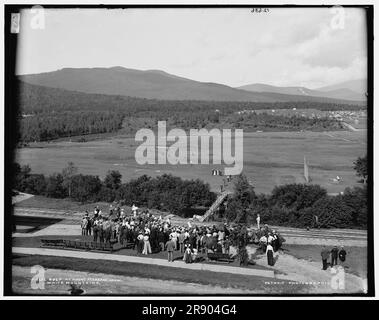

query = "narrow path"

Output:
[[12, 193, 34, 205], [13, 206, 367, 246], [253, 251, 367, 294], [12, 247, 281, 279]]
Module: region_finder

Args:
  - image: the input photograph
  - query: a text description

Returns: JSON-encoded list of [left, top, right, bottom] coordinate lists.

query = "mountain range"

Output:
[[237, 80, 366, 102], [19, 67, 366, 104]]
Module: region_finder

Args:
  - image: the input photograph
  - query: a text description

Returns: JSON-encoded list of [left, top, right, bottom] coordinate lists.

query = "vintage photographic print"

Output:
[[3, 4, 373, 299]]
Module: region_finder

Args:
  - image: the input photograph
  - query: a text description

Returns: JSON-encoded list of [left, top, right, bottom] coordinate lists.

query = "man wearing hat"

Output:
[[165, 237, 176, 262], [331, 245, 339, 267], [256, 214, 261, 229], [338, 246, 347, 266], [178, 231, 185, 254], [321, 246, 330, 270]]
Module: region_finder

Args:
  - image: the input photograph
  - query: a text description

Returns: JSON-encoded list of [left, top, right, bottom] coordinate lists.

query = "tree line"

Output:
[[224, 177, 367, 229], [17, 81, 363, 143], [12, 153, 368, 229], [19, 111, 124, 142], [12, 162, 216, 215], [222, 156, 368, 229]]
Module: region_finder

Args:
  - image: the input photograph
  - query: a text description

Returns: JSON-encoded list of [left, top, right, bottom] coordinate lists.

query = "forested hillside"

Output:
[[19, 67, 367, 103], [17, 81, 364, 143]]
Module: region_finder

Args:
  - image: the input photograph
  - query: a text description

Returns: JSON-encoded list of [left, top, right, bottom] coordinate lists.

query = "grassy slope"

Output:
[[14, 195, 113, 212]]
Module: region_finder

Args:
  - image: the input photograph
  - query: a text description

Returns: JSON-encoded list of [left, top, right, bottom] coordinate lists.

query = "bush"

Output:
[[353, 155, 367, 183], [104, 170, 122, 190], [225, 199, 239, 222], [270, 184, 327, 211], [307, 196, 354, 228], [70, 174, 102, 203], [13, 164, 32, 192], [241, 184, 366, 229], [296, 207, 315, 228], [342, 186, 367, 227], [45, 173, 66, 198], [246, 205, 270, 225], [271, 206, 298, 225], [24, 174, 46, 195], [97, 186, 116, 203], [115, 173, 215, 215]]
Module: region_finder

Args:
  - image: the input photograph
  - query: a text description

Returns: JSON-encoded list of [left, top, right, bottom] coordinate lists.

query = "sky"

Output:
[[16, 7, 368, 89]]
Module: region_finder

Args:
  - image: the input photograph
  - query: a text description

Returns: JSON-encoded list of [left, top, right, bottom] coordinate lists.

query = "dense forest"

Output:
[[17, 81, 363, 143], [20, 111, 124, 142]]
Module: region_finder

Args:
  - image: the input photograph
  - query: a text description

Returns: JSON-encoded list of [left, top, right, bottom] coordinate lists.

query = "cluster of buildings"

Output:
[[235, 108, 367, 122]]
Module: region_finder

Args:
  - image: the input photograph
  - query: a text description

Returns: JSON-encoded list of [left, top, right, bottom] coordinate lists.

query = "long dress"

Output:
[[137, 235, 144, 253], [183, 247, 193, 264], [267, 245, 274, 266]]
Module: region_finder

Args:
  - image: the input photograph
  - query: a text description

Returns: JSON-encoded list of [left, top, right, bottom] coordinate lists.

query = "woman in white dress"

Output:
[[142, 233, 152, 255]]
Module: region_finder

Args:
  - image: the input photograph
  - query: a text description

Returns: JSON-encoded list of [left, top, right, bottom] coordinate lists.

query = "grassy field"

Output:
[[283, 244, 367, 278], [11, 254, 306, 294], [15, 130, 366, 194], [14, 195, 115, 213]]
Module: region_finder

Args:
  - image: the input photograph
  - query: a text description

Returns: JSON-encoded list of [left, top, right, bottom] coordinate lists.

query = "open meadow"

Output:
[[15, 130, 366, 194]]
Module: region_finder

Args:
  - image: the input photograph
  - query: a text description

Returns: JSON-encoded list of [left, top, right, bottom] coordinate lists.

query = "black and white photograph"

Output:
[[2, 3, 374, 300]]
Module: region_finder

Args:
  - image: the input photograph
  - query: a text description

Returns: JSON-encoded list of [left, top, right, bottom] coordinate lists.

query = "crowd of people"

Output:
[[78, 204, 355, 276], [80, 204, 235, 263], [79, 204, 287, 266]]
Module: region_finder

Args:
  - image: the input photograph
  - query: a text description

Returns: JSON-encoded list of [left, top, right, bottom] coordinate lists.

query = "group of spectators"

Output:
[[320, 245, 347, 270], [79, 204, 286, 266], [80, 204, 235, 263], [79, 204, 354, 273]]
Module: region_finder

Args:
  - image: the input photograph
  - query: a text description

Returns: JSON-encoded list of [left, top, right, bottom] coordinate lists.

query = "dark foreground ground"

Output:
[[11, 253, 308, 295]]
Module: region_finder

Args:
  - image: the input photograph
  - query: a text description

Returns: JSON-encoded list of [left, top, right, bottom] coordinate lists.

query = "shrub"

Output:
[[97, 186, 116, 203], [307, 196, 354, 228], [270, 184, 327, 211], [342, 186, 367, 227], [353, 155, 367, 183], [70, 174, 102, 203], [45, 173, 66, 198], [14, 164, 32, 192], [24, 174, 47, 195], [296, 207, 315, 228], [104, 170, 122, 190], [115, 174, 215, 216]]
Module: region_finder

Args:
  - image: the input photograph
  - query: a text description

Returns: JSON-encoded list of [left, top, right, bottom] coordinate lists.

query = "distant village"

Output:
[[236, 108, 367, 123]]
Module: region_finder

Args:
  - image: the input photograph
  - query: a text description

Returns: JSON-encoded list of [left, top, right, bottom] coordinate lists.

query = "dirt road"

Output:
[[13, 206, 367, 246]]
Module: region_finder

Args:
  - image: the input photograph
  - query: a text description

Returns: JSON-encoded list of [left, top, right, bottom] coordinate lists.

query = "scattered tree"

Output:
[[354, 155, 368, 184], [62, 162, 78, 197]]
